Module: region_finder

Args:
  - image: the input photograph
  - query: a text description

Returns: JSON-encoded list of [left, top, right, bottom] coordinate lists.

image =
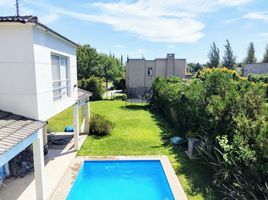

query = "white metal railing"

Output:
[[52, 79, 71, 101]]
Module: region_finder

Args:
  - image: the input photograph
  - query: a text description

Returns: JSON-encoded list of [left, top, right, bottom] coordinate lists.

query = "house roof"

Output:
[[0, 15, 78, 47], [0, 110, 46, 155], [78, 88, 92, 102]]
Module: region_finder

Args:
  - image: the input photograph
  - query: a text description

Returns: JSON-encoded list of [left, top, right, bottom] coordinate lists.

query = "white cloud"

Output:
[[2, 0, 251, 44], [59, 1, 208, 43], [86, 0, 251, 43], [244, 12, 268, 23], [115, 44, 125, 48]]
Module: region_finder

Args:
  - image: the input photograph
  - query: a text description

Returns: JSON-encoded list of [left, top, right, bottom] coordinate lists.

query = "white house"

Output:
[[0, 15, 91, 200], [0, 15, 78, 121]]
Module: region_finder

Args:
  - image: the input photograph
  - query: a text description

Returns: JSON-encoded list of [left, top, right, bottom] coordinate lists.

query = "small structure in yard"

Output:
[[0, 15, 91, 199], [126, 54, 186, 98], [185, 138, 201, 159]]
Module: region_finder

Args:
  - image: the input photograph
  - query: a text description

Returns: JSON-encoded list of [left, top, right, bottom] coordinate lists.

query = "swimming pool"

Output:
[[67, 160, 175, 200]]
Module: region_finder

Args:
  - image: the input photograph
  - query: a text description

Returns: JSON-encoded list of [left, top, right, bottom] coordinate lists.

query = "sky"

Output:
[[0, 0, 268, 63]]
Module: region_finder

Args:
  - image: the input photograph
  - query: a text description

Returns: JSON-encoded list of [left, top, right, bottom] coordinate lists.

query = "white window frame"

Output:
[[51, 53, 71, 101]]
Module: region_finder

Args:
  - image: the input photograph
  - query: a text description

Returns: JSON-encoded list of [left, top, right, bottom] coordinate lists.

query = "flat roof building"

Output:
[[126, 54, 186, 98]]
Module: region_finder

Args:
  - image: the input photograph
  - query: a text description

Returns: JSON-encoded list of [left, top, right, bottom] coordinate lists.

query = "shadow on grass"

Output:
[[119, 104, 149, 110], [151, 111, 222, 200], [88, 134, 112, 140]]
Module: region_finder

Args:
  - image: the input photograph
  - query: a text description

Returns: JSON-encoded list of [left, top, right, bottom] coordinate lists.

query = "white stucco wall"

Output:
[[0, 23, 38, 118], [175, 59, 186, 78], [126, 59, 146, 89], [155, 59, 166, 77], [0, 23, 77, 121], [126, 55, 186, 90], [32, 26, 77, 121]]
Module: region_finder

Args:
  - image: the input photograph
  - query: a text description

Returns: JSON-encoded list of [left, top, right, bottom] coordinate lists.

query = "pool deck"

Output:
[[0, 133, 87, 200], [51, 156, 188, 200]]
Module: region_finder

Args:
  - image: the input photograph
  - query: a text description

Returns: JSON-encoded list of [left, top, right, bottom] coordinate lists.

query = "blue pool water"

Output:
[[67, 160, 175, 200]]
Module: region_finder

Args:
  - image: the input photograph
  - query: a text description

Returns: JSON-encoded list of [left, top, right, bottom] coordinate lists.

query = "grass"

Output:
[[48, 100, 220, 200]]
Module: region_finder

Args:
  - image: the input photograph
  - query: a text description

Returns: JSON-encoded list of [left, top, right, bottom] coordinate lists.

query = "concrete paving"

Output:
[[0, 133, 87, 200]]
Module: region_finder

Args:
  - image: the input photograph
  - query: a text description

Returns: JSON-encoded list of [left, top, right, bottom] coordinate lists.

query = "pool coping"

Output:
[[50, 156, 188, 200]]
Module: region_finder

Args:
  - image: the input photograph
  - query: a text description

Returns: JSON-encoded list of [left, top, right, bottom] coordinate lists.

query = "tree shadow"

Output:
[[119, 105, 149, 110], [150, 111, 222, 200], [88, 134, 112, 140]]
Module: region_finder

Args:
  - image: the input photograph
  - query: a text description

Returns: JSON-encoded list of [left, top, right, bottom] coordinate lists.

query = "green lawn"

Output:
[[48, 100, 220, 200]]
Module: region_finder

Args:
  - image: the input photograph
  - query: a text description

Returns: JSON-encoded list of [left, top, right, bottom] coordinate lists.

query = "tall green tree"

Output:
[[77, 44, 124, 84], [208, 42, 220, 68], [244, 42, 257, 64], [187, 62, 202, 73], [77, 45, 99, 79], [98, 54, 124, 89], [120, 54, 123, 65], [262, 44, 268, 63], [222, 39, 236, 69]]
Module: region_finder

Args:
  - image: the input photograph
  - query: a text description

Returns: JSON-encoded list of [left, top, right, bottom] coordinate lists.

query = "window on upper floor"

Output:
[[51, 54, 71, 101], [147, 67, 153, 77]]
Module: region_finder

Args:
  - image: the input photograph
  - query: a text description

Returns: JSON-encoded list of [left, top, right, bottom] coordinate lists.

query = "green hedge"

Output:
[[150, 69, 268, 199]]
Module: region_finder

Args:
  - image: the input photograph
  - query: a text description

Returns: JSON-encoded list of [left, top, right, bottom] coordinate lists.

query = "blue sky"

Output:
[[0, 0, 268, 63]]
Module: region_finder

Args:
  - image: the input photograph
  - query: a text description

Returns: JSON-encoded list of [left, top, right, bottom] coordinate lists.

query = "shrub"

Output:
[[79, 76, 105, 100], [90, 114, 114, 136], [248, 73, 268, 99], [248, 73, 268, 83], [196, 67, 240, 81], [113, 78, 126, 90]]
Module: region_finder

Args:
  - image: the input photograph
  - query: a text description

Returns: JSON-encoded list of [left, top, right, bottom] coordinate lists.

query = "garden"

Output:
[[48, 68, 268, 199], [48, 100, 221, 200]]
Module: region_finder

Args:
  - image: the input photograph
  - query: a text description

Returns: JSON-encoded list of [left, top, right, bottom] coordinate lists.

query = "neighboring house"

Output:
[[0, 16, 91, 200], [243, 63, 268, 76], [126, 54, 186, 98]]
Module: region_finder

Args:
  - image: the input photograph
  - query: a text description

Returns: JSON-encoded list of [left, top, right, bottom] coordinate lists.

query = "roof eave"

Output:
[[34, 23, 79, 48]]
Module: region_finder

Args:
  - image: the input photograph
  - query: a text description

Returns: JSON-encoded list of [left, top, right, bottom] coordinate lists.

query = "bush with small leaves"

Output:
[[90, 114, 114, 136]]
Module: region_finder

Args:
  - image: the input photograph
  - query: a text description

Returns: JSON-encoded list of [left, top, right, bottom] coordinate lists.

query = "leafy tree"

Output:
[[78, 76, 105, 100], [187, 62, 202, 73], [262, 44, 268, 63], [208, 42, 220, 68], [244, 42, 257, 64], [97, 54, 124, 89], [77, 45, 125, 85], [77, 45, 100, 79], [222, 39, 236, 69]]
